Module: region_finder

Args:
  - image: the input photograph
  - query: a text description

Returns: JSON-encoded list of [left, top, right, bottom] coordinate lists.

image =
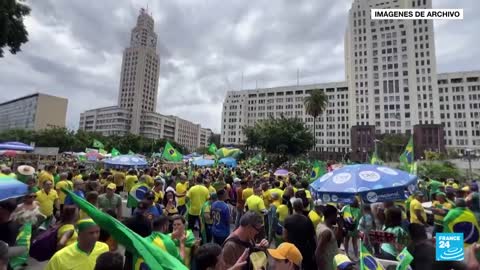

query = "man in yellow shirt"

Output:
[[113, 170, 125, 193], [45, 219, 109, 270], [242, 181, 254, 202], [270, 181, 284, 199], [38, 165, 55, 187], [205, 179, 217, 194], [186, 177, 210, 231], [125, 169, 138, 193], [36, 180, 60, 226], [176, 175, 189, 215], [409, 191, 427, 225], [55, 173, 73, 212], [144, 168, 155, 188], [245, 185, 267, 240], [308, 200, 324, 230]]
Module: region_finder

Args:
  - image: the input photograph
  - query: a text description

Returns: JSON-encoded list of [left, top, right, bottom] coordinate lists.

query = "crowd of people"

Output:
[[1, 161, 480, 270]]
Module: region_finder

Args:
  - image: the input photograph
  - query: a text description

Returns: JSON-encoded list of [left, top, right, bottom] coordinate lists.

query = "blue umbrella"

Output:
[[0, 178, 28, 201], [310, 164, 417, 204], [0, 141, 34, 151], [219, 157, 237, 168], [103, 155, 148, 167], [192, 158, 215, 167]]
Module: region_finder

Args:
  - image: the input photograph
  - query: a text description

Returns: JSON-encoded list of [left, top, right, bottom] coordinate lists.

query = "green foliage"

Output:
[[304, 89, 329, 148], [424, 150, 441, 161], [376, 133, 409, 162], [0, 128, 187, 155], [208, 134, 220, 147], [242, 115, 313, 156], [417, 161, 463, 180], [0, 0, 30, 57]]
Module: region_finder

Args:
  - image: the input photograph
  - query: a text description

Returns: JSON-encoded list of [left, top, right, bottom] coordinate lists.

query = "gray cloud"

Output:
[[0, 0, 478, 133]]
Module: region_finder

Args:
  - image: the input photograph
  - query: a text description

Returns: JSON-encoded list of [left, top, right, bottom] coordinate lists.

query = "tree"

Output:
[[208, 133, 220, 147], [0, 0, 30, 57], [418, 161, 463, 181], [243, 115, 313, 157], [304, 89, 328, 150], [376, 133, 409, 161]]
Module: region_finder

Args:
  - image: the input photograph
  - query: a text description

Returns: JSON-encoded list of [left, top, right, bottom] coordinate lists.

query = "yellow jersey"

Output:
[[176, 182, 189, 206], [57, 224, 77, 248], [36, 189, 58, 217], [55, 180, 73, 205], [410, 198, 427, 224], [187, 185, 210, 216], [242, 188, 254, 201], [245, 194, 266, 215], [38, 171, 54, 187], [45, 242, 109, 270]]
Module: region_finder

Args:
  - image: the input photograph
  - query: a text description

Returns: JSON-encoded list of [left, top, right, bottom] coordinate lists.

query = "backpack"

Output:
[[29, 224, 61, 261], [222, 236, 267, 270]]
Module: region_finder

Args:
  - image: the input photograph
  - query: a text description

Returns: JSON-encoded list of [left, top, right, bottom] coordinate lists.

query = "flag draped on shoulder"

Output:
[[399, 136, 414, 172], [443, 206, 480, 246], [93, 139, 104, 149], [163, 142, 183, 162], [310, 160, 326, 183], [208, 143, 217, 154], [360, 242, 385, 270], [61, 189, 187, 270]]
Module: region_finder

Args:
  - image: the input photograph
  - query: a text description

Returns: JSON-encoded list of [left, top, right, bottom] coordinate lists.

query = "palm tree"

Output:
[[304, 89, 328, 151]]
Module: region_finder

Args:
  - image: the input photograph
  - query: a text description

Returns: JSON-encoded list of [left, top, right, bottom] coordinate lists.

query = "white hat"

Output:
[[17, 165, 35, 176], [233, 177, 241, 183]]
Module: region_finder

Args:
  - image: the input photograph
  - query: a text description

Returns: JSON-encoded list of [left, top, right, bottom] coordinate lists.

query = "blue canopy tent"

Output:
[[219, 157, 237, 168], [103, 155, 148, 169], [310, 164, 417, 204], [0, 141, 34, 151], [192, 158, 215, 167], [0, 178, 28, 201]]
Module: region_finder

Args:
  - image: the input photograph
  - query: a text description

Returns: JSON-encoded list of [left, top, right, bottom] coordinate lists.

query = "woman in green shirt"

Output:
[[380, 207, 409, 260]]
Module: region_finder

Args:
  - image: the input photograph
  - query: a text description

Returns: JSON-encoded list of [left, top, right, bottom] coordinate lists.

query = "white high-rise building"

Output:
[[220, 0, 479, 156], [118, 8, 160, 134], [79, 8, 213, 151], [345, 0, 439, 134]]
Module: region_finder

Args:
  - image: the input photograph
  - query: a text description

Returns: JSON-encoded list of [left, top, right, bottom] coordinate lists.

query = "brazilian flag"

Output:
[[310, 160, 326, 183], [61, 189, 187, 270], [215, 147, 242, 159], [360, 243, 385, 270], [93, 139, 104, 149], [163, 142, 183, 162], [399, 136, 414, 172], [443, 207, 480, 246], [9, 223, 32, 270], [169, 230, 196, 268], [127, 183, 150, 208], [134, 232, 184, 269], [396, 247, 413, 270], [111, 148, 120, 157]]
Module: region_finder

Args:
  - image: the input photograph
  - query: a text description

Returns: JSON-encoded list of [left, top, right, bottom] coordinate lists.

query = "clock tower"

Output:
[[118, 8, 160, 135]]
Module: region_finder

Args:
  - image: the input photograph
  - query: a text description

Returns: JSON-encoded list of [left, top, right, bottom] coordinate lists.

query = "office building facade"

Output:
[[78, 8, 212, 151], [221, 0, 479, 156], [0, 93, 68, 132]]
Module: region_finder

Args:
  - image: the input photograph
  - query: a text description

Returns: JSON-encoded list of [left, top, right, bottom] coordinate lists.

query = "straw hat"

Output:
[[17, 165, 35, 176]]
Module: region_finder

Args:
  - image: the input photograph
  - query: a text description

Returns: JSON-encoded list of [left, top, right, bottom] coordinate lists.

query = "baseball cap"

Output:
[[267, 242, 303, 266], [233, 177, 241, 183], [107, 183, 116, 190]]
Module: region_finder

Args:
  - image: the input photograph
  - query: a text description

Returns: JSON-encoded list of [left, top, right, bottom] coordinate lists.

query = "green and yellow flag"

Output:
[[310, 160, 326, 183], [61, 189, 187, 270], [399, 136, 414, 172], [215, 147, 242, 159], [370, 144, 384, 165], [443, 206, 480, 246], [111, 148, 120, 157], [93, 139, 104, 149], [99, 148, 107, 155], [9, 223, 32, 270], [396, 247, 413, 270], [163, 142, 183, 162], [208, 143, 217, 155], [360, 242, 385, 270]]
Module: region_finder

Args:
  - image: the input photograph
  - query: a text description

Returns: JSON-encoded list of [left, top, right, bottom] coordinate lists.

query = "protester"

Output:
[[315, 205, 339, 270], [11, 190, 44, 227], [46, 219, 109, 270], [64, 179, 85, 206], [409, 191, 427, 225], [267, 242, 303, 270], [152, 179, 164, 203], [379, 207, 408, 260], [113, 170, 126, 194], [169, 214, 196, 268], [283, 213, 317, 270], [200, 192, 216, 244], [98, 183, 123, 219], [163, 190, 179, 217], [221, 211, 269, 269], [94, 252, 124, 270], [36, 180, 60, 227], [57, 206, 79, 250], [186, 177, 210, 231], [176, 175, 189, 216], [38, 165, 55, 187], [55, 172, 73, 212], [211, 189, 231, 245], [358, 204, 375, 251], [432, 192, 453, 234], [235, 180, 247, 228], [308, 199, 324, 230], [124, 169, 138, 193]]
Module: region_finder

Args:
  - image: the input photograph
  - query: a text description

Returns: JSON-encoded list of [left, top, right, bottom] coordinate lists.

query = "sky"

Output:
[[0, 0, 478, 133]]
